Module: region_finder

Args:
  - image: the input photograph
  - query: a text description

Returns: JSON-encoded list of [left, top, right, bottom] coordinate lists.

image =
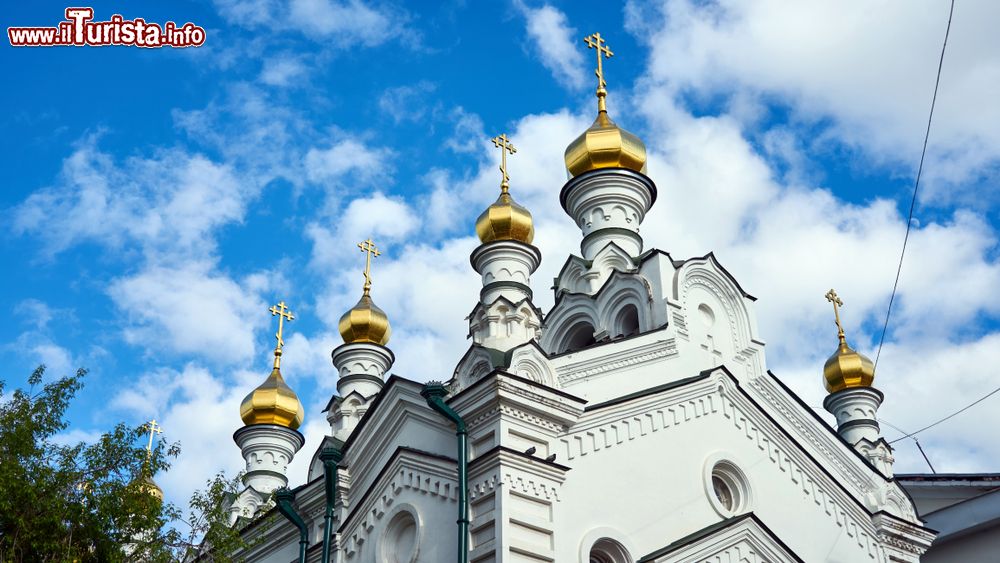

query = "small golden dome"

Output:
[[475, 190, 534, 244], [338, 292, 391, 345], [823, 335, 875, 393], [240, 367, 305, 429], [141, 475, 164, 503], [564, 110, 647, 178]]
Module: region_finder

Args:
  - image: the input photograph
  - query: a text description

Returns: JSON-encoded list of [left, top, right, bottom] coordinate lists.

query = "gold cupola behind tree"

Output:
[[564, 32, 647, 178], [135, 419, 164, 502], [240, 301, 305, 429], [475, 133, 535, 244], [339, 238, 392, 345], [822, 289, 875, 393]]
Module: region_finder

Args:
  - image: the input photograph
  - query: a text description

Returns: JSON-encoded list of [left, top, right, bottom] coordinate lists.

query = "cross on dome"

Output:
[[269, 300, 295, 369], [358, 238, 380, 294], [491, 133, 517, 193]]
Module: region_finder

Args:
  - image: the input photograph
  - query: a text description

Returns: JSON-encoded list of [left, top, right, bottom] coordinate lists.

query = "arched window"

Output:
[[589, 538, 632, 563], [615, 304, 640, 338], [561, 321, 596, 353]]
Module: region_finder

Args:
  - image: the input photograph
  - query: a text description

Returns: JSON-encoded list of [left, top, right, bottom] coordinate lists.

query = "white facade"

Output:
[[226, 139, 939, 562]]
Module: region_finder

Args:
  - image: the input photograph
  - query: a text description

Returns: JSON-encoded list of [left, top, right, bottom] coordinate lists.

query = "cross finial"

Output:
[[269, 300, 295, 369], [144, 418, 163, 461], [825, 289, 846, 341], [491, 134, 517, 194], [358, 238, 381, 294], [584, 32, 614, 112]]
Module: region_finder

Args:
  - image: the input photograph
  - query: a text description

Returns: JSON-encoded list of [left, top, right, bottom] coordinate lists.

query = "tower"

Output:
[[562, 32, 653, 262], [821, 289, 894, 476], [328, 239, 394, 442], [468, 133, 543, 352], [231, 300, 306, 522]]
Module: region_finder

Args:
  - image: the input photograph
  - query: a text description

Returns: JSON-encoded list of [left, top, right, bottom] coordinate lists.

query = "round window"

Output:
[[705, 458, 751, 517], [380, 509, 418, 563]]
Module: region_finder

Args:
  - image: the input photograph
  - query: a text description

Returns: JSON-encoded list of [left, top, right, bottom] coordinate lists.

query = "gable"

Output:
[[639, 513, 803, 563], [338, 376, 457, 502], [559, 367, 923, 559]]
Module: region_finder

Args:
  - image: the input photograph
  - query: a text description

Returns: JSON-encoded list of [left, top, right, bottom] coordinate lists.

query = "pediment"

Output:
[[338, 376, 457, 502], [639, 513, 802, 563]]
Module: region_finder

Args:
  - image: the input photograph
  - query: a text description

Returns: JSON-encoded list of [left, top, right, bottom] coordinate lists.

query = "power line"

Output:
[[888, 385, 1000, 444], [873, 0, 955, 372]]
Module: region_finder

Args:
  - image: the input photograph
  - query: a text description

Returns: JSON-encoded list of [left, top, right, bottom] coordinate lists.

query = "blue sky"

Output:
[[3, 0, 1000, 508]]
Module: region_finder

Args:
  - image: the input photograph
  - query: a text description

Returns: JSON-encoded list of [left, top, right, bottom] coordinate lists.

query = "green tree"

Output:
[[0, 366, 255, 562]]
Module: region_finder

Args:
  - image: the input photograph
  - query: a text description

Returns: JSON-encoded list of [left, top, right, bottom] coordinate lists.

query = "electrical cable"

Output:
[[888, 385, 1000, 444], [873, 0, 955, 372]]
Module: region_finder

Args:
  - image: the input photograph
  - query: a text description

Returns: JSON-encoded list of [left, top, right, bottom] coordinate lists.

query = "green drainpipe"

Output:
[[421, 382, 469, 563], [320, 447, 343, 563], [275, 487, 308, 563]]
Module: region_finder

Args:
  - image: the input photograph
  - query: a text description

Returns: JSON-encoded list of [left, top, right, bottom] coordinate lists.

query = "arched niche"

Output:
[[561, 321, 597, 354], [614, 304, 640, 338]]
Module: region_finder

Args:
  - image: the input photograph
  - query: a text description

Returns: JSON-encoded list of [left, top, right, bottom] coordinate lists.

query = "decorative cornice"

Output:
[[555, 337, 677, 385]]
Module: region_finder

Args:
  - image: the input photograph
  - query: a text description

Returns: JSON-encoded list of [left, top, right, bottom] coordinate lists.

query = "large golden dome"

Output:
[[475, 190, 534, 244], [339, 291, 391, 345], [240, 367, 305, 429], [823, 335, 876, 393], [564, 109, 647, 178]]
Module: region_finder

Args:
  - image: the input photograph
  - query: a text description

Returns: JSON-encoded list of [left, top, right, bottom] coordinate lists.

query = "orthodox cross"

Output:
[[144, 418, 162, 460], [269, 300, 295, 368], [584, 32, 614, 110], [825, 289, 845, 338], [358, 238, 380, 294], [491, 134, 517, 193]]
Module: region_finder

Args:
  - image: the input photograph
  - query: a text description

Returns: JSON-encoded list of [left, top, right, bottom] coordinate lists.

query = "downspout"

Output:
[[320, 447, 343, 563], [274, 487, 308, 563], [421, 382, 469, 563]]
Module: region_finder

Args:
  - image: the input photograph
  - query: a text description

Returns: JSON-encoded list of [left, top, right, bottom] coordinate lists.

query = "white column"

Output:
[[233, 424, 305, 495], [470, 240, 542, 305], [823, 387, 883, 445], [559, 169, 656, 260], [329, 342, 394, 440]]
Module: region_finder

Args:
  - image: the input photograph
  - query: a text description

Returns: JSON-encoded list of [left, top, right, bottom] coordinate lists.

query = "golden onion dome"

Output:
[[141, 475, 164, 503], [240, 367, 305, 429], [338, 291, 391, 345], [475, 190, 534, 244], [564, 109, 647, 178], [823, 334, 876, 393]]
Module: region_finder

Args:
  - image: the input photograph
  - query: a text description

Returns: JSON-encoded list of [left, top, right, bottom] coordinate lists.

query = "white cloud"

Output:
[[629, 0, 1000, 200], [260, 54, 308, 87], [443, 107, 487, 155], [14, 299, 56, 330], [304, 139, 392, 186], [516, 3, 586, 89], [378, 81, 437, 123], [108, 263, 275, 366], [212, 0, 407, 47], [281, 331, 342, 392], [12, 137, 249, 264], [288, 0, 401, 44], [306, 191, 419, 275]]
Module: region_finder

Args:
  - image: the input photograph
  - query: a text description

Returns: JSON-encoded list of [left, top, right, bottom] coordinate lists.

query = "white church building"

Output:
[[220, 34, 941, 563]]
